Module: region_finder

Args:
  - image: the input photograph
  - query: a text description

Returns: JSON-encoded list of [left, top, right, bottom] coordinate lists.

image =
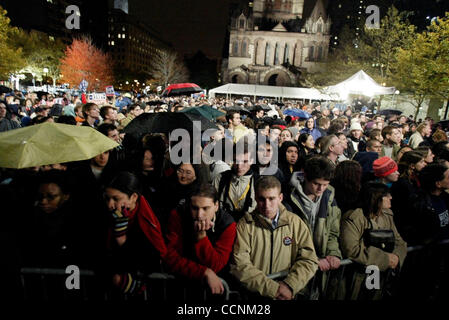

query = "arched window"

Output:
[[241, 41, 247, 57], [284, 43, 289, 63], [239, 19, 245, 29], [232, 41, 239, 56], [317, 22, 323, 33], [265, 43, 271, 65]]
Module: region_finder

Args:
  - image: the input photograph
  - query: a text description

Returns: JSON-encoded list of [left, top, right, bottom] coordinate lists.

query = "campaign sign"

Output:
[[105, 86, 115, 97], [87, 92, 107, 105]]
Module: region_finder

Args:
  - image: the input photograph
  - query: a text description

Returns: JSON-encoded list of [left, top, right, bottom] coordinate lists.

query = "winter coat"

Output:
[[380, 144, 401, 161], [341, 208, 407, 271], [164, 208, 236, 280], [230, 204, 318, 299], [347, 136, 366, 159], [395, 190, 449, 246], [408, 132, 424, 149], [286, 172, 342, 259], [390, 176, 421, 244], [108, 195, 167, 276], [212, 169, 257, 222], [340, 208, 407, 300]]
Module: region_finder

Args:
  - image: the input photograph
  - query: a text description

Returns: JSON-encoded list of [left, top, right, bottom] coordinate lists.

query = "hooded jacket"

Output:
[[230, 204, 318, 299], [285, 172, 342, 259]]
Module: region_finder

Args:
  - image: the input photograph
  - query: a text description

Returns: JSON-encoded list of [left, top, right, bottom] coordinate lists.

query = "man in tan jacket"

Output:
[[230, 176, 318, 300]]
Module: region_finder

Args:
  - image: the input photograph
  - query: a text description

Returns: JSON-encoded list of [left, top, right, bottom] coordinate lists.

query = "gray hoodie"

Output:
[[289, 171, 322, 231]]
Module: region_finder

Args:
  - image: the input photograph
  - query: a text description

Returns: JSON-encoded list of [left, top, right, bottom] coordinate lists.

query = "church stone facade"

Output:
[[224, 0, 330, 87]]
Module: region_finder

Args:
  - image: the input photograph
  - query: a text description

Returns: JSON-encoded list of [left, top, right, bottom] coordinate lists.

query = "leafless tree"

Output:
[[150, 49, 189, 87]]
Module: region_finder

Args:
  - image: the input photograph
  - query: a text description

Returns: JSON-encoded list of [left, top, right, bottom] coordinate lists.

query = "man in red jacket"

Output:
[[164, 183, 236, 295]]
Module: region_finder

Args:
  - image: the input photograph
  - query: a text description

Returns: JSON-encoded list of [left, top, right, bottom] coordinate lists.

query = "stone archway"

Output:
[[228, 71, 248, 84], [263, 69, 293, 86]]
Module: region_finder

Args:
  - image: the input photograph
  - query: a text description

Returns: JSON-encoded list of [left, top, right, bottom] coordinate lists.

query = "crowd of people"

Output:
[[0, 88, 448, 301]]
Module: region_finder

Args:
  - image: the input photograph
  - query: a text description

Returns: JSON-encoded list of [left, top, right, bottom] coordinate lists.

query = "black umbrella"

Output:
[[378, 109, 402, 116], [147, 100, 165, 106], [224, 105, 251, 115], [0, 85, 12, 94], [247, 104, 271, 112], [437, 120, 449, 131], [123, 112, 218, 139], [35, 91, 49, 100]]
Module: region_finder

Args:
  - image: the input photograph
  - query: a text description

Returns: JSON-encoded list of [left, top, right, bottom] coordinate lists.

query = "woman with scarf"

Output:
[[104, 171, 167, 296]]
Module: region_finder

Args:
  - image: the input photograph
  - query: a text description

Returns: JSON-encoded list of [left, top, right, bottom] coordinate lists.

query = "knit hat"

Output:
[[349, 122, 363, 132], [373, 156, 398, 177]]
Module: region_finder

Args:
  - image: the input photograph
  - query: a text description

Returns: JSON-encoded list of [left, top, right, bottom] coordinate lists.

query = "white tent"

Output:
[[208, 83, 332, 101], [323, 70, 395, 100]]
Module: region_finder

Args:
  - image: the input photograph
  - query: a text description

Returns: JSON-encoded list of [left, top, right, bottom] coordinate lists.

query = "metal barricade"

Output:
[[266, 239, 449, 300], [17, 239, 449, 301], [18, 268, 232, 301]]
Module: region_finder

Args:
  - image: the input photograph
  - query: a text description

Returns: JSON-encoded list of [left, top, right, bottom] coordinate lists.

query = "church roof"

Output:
[[305, 0, 329, 22]]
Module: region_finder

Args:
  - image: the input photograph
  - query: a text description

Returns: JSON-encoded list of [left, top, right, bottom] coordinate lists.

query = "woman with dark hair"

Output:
[[391, 151, 427, 239], [104, 171, 167, 296], [298, 133, 317, 161], [415, 145, 434, 164], [164, 183, 236, 295], [132, 134, 167, 214], [278, 141, 301, 186], [340, 182, 407, 300], [278, 128, 293, 146], [330, 160, 362, 215]]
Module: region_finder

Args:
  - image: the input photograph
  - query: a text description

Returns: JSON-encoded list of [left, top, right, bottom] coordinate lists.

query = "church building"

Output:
[[224, 0, 330, 86]]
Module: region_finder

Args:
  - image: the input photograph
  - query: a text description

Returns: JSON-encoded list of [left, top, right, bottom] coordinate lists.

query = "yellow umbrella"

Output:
[[0, 122, 119, 169]]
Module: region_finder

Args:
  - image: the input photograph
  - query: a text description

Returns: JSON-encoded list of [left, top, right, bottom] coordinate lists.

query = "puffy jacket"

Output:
[[230, 204, 318, 299]]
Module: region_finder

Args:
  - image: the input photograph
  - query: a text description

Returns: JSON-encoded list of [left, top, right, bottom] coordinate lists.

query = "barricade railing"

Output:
[[17, 239, 449, 301], [266, 239, 449, 300], [19, 268, 231, 301]]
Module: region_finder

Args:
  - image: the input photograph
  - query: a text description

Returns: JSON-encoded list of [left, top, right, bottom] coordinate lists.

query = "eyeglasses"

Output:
[[177, 168, 194, 176]]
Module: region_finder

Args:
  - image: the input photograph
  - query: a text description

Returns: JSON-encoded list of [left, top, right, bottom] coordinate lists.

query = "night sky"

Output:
[[131, 0, 238, 59]]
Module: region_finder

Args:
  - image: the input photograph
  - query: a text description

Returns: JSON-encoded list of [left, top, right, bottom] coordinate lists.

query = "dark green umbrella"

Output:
[[180, 105, 225, 121]]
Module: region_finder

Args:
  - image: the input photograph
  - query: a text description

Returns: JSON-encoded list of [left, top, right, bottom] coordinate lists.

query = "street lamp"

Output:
[[43, 67, 49, 92], [392, 90, 400, 108]]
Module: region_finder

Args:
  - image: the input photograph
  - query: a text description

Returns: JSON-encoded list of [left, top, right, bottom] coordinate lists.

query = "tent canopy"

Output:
[[208, 83, 332, 101], [323, 70, 395, 100]]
